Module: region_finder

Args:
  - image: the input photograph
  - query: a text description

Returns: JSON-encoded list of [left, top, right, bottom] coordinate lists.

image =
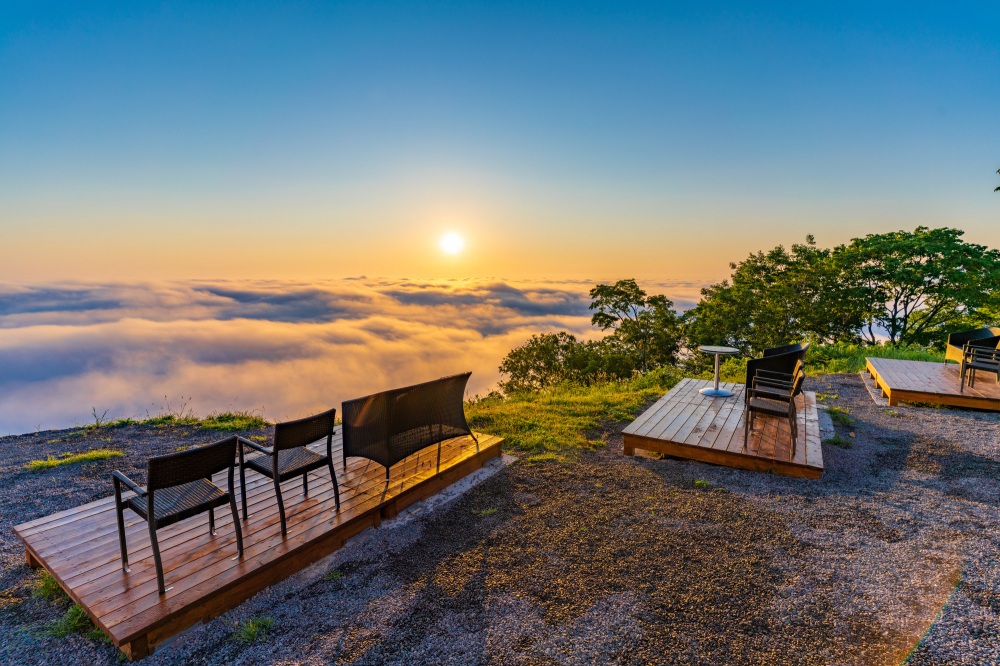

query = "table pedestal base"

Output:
[[699, 387, 734, 397]]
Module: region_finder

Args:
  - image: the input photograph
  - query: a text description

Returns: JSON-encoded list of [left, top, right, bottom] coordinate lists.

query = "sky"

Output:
[[1, 2, 999, 432], [1, 1, 998, 282]]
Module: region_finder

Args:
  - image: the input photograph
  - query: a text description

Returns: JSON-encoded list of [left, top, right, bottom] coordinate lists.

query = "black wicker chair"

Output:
[[342, 373, 477, 484], [238, 408, 339, 537], [743, 360, 805, 460], [113, 436, 244, 595], [960, 343, 1000, 392], [745, 343, 809, 401]]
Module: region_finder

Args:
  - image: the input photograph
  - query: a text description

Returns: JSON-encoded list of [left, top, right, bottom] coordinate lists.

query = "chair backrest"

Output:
[[965, 335, 1000, 350], [273, 408, 337, 453], [746, 349, 804, 388], [342, 373, 473, 470], [763, 342, 810, 358], [147, 436, 237, 491], [949, 327, 1000, 348]]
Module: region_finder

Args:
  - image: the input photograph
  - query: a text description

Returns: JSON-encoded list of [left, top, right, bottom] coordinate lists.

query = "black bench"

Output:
[[342, 373, 478, 480]]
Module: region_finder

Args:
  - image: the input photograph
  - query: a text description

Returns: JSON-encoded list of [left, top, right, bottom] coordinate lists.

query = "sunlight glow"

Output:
[[440, 232, 465, 255]]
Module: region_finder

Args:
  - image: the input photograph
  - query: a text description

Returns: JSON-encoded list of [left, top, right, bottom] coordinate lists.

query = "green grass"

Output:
[[826, 406, 854, 425], [197, 411, 270, 431], [824, 433, 854, 449], [44, 604, 97, 638], [471, 507, 498, 517], [32, 571, 67, 604], [233, 615, 274, 643], [26, 448, 123, 472], [323, 568, 344, 581], [807, 342, 944, 374], [466, 366, 682, 456], [693, 479, 712, 489]]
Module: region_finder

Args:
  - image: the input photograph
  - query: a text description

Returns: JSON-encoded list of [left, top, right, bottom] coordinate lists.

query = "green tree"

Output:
[[685, 236, 866, 356], [835, 227, 1000, 346], [498, 332, 579, 393], [588, 279, 682, 372]]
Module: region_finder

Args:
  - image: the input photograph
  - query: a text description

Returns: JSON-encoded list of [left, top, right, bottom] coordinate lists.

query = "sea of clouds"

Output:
[[0, 278, 704, 435]]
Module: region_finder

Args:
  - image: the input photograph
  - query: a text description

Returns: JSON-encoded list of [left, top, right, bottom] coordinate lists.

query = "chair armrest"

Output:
[[752, 378, 795, 393], [236, 435, 272, 455], [112, 470, 146, 497], [755, 369, 796, 381], [970, 348, 1000, 362]]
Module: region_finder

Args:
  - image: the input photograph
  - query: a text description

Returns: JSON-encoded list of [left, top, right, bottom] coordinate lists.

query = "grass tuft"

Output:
[[471, 507, 498, 517], [824, 433, 854, 449], [693, 479, 712, 490], [826, 406, 854, 425], [323, 569, 343, 581], [32, 571, 67, 604], [44, 604, 95, 638], [199, 411, 270, 431], [26, 448, 123, 472], [233, 615, 274, 643]]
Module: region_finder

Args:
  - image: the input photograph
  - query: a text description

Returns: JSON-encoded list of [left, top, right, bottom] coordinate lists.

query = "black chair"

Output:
[[960, 343, 1000, 392], [238, 408, 339, 537], [743, 360, 805, 461], [745, 343, 809, 400], [113, 436, 244, 595]]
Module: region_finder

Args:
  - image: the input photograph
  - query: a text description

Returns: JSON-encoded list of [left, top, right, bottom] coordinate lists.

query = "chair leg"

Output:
[[327, 459, 340, 510], [229, 497, 244, 558], [240, 464, 249, 520], [303, 471, 308, 495], [148, 522, 166, 595], [742, 406, 749, 451], [114, 489, 130, 572], [208, 507, 215, 535], [273, 476, 287, 537]]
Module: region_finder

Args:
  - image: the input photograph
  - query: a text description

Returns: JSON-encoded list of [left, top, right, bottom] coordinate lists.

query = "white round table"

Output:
[[698, 345, 740, 397]]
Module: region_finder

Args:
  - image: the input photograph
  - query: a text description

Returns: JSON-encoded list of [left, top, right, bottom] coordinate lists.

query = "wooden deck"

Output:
[[865, 357, 1000, 410], [622, 378, 823, 479], [14, 430, 502, 660]]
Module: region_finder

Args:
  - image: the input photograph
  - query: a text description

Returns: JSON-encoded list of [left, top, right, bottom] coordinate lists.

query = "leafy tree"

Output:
[[684, 236, 866, 356], [498, 332, 579, 393], [589, 279, 683, 372], [835, 227, 1000, 346]]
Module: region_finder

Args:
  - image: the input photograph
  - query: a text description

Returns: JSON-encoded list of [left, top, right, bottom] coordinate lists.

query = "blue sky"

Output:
[[1, 1, 998, 281]]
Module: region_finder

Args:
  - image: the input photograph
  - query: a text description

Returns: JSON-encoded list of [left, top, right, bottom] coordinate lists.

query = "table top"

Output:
[[698, 345, 740, 355]]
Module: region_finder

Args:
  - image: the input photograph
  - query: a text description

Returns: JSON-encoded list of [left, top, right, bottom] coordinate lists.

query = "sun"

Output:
[[440, 232, 464, 255]]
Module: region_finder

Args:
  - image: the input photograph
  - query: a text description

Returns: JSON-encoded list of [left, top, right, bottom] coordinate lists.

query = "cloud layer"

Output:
[[0, 278, 704, 434]]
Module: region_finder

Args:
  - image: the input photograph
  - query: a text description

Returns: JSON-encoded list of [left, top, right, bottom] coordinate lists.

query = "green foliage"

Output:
[[44, 604, 96, 638], [468, 367, 682, 456], [836, 227, 1000, 346], [26, 448, 123, 472], [32, 571, 67, 603], [198, 411, 270, 431], [806, 342, 943, 374], [323, 569, 344, 581], [693, 479, 712, 489], [685, 236, 866, 356], [589, 279, 683, 372], [497, 332, 641, 393], [234, 615, 274, 643]]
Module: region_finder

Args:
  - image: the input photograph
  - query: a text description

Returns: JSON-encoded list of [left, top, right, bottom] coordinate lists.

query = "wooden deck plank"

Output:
[[865, 358, 1000, 411], [623, 379, 823, 479], [14, 432, 502, 659]]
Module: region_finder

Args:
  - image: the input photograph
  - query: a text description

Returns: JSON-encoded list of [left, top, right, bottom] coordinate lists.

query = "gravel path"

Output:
[[1, 374, 999, 665]]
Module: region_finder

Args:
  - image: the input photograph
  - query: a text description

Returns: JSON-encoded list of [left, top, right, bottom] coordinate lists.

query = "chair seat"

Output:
[[244, 447, 327, 481], [128, 478, 228, 527], [747, 396, 793, 417]]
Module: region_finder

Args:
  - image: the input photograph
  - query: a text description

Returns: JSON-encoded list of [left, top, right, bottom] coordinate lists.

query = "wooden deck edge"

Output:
[[19, 435, 503, 661], [623, 433, 822, 480]]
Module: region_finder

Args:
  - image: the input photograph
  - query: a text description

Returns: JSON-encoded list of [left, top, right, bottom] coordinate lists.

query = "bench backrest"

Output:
[[341, 373, 473, 471]]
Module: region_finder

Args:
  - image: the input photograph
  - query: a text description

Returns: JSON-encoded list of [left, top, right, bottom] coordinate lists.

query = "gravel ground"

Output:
[[1, 373, 999, 665]]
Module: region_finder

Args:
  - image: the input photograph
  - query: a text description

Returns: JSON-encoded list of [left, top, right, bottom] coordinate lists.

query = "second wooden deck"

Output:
[[14, 430, 502, 660], [622, 378, 823, 478], [865, 357, 1000, 410]]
